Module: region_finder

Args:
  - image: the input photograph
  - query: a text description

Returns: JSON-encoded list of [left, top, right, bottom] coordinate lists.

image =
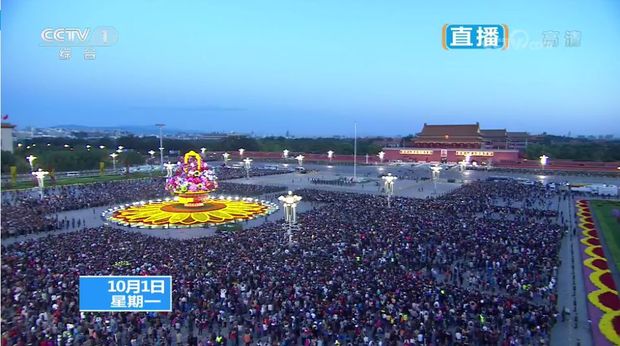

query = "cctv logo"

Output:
[[41, 28, 90, 43], [40, 27, 118, 46]]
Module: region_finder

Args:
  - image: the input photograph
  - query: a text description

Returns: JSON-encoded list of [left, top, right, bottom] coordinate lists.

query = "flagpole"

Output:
[[353, 122, 357, 181]]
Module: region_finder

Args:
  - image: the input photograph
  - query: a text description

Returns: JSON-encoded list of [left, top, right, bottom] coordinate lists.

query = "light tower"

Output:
[[155, 123, 165, 170], [278, 191, 302, 245], [382, 173, 397, 208], [243, 157, 252, 179], [26, 155, 37, 171]]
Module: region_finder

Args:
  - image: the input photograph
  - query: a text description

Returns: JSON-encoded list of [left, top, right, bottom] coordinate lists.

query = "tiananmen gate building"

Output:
[[383, 123, 523, 164]]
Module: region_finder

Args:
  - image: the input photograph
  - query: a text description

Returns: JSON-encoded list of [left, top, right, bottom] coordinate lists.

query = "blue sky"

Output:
[[2, 0, 620, 136]]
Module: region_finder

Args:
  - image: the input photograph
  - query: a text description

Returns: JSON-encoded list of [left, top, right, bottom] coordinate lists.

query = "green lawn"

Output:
[[2, 172, 163, 191], [590, 200, 620, 270]]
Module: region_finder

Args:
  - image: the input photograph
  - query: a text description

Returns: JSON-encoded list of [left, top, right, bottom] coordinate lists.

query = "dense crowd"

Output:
[[215, 167, 290, 181], [1, 180, 567, 345], [0, 179, 286, 238], [310, 178, 357, 186]]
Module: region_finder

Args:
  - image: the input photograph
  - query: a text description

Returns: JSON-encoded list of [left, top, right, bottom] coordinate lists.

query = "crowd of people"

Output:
[[310, 178, 357, 186], [0, 178, 286, 239], [1, 180, 568, 345]]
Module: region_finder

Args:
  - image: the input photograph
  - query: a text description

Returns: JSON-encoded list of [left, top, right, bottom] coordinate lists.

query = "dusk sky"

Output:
[[2, 0, 620, 136]]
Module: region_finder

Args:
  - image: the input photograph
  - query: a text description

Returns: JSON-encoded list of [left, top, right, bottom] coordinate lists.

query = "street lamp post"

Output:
[[430, 166, 441, 195], [32, 169, 49, 199], [164, 162, 176, 178], [109, 153, 118, 172], [278, 191, 302, 245], [156, 123, 165, 170], [295, 155, 304, 167], [540, 155, 549, 171], [26, 155, 37, 171], [283, 149, 289, 159], [243, 157, 252, 179], [327, 150, 334, 163], [200, 147, 206, 156], [239, 148, 245, 158], [382, 173, 397, 208], [148, 150, 156, 158], [378, 151, 385, 164], [222, 152, 230, 166], [365, 154, 369, 164]]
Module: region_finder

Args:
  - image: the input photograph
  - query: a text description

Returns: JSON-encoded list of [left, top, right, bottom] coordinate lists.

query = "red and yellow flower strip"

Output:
[[576, 199, 620, 345]]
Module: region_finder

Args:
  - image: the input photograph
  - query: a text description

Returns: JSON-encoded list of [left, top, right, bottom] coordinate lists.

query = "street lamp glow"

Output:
[[86, 145, 91, 150], [378, 151, 385, 164], [540, 155, 549, 169], [26, 154, 37, 172], [99, 145, 105, 149], [381, 173, 397, 208], [64, 144, 70, 148], [148, 150, 156, 158], [278, 191, 302, 245], [283, 149, 289, 159], [109, 152, 119, 171], [430, 166, 442, 195], [243, 157, 253, 179], [295, 155, 305, 167], [327, 150, 334, 162], [164, 162, 176, 177], [222, 152, 230, 165], [239, 148, 245, 157], [200, 147, 206, 155], [26, 155, 37, 171], [459, 160, 467, 172], [32, 169, 49, 199]]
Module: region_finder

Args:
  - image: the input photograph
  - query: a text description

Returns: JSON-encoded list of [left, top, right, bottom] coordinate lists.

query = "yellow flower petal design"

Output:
[[107, 198, 275, 228]]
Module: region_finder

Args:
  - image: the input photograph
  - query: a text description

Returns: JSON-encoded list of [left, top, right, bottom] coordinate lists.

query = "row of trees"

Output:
[[4, 134, 618, 173], [4, 136, 384, 173], [1, 149, 145, 174], [524, 139, 620, 162]]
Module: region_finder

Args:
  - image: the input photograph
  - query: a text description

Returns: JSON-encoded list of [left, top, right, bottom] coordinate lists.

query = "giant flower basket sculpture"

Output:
[[165, 151, 218, 207]]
